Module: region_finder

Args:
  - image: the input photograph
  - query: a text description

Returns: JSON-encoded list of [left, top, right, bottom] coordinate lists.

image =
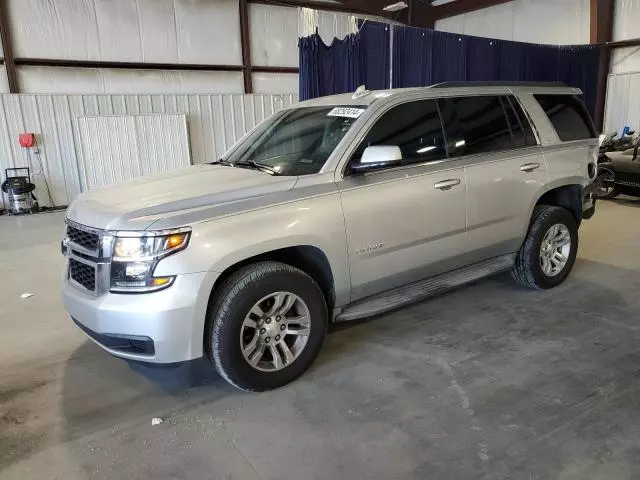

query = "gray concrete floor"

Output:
[[2, 199, 640, 480]]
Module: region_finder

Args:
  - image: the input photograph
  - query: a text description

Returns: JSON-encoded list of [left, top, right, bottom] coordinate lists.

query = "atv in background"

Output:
[[597, 132, 640, 199], [598, 130, 636, 164]]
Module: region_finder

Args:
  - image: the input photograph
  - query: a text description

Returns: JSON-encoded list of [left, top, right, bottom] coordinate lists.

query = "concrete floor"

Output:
[[2, 199, 640, 480]]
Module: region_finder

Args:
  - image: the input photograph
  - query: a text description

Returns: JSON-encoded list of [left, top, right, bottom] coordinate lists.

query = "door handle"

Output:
[[520, 162, 541, 172], [433, 179, 461, 190]]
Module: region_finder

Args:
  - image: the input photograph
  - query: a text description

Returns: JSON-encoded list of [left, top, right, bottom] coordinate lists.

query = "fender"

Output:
[[155, 193, 352, 308], [522, 178, 584, 236]]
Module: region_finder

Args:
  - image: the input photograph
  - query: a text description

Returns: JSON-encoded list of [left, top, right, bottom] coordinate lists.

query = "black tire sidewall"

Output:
[[527, 208, 578, 289], [210, 265, 327, 391]]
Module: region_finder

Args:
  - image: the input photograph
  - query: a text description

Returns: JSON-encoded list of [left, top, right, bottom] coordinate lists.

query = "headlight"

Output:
[[110, 228, 191, 293]]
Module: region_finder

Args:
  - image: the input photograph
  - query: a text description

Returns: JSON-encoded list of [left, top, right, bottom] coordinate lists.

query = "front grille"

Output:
[[69, 258, 96, 291], [67, 225, 99, 251]]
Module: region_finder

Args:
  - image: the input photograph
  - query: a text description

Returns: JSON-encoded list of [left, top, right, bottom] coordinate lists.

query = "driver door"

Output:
[[337, 98, 468, 301]]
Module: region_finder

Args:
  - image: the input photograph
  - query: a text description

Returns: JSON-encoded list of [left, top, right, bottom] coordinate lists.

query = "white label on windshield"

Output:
[[327, 107, 365, 119]]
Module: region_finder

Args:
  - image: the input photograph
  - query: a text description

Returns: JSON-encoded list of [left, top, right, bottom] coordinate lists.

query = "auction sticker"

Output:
[[327, 107, 365, 119]]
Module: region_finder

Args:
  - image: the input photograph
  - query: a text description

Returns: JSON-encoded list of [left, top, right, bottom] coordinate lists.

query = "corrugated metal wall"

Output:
[[76, 114, 191, 190], [0, 93, 298, 207], [435, 0, 589, 45], [603, 72, 640, 135]]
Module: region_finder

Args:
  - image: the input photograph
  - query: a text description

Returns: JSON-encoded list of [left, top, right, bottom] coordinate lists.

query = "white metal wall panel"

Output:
[[9, 0, 101, 60], [18, 67, 244, 95], [0, 66, 9, 94], [611, 47, 640, 75], [613, 0, 640, 41], [10, 0, 241, 65], [76, 114, 190, 190], [435, 0, 589, 44], [94, 0, 143, 62], [253, 73, 299, 94], [604, 73, 631, 134], [137, 0, 180, 62], [174, 0, 241, 65], [250, 4, 299, 67], [0, 93, 297, 206], [602, 72, 640, 135]]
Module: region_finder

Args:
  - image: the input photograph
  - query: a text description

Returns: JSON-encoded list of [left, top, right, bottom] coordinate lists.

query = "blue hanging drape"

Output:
[[358, 21, 390, 91], [393, 27, 433, 87], [299, 21, 600, 116], [298, 32, 362, 100]]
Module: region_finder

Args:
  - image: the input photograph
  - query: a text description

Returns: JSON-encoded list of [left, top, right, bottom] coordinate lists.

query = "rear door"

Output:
[[437, 95, 546, 261]]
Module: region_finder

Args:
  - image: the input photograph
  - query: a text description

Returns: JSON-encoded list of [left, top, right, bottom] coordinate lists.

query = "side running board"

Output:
[[336, 254, 515, 322]]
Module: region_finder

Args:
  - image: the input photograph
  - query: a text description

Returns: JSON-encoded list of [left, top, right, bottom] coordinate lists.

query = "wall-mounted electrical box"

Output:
[[19, 133, 36, 148]]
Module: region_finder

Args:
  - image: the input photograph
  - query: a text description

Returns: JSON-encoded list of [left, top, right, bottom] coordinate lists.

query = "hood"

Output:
[[66, 164, 298, 230]]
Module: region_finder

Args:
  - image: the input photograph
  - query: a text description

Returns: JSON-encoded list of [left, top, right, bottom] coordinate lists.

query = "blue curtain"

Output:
[[298, 32, 362, 100], [557, 45, 600, 116], [299, 21, 601, 115], [466, 36, 499, 81], [430, 31, 467, 85], [393, 27, 433, 88], [359, 21, 390, 91]]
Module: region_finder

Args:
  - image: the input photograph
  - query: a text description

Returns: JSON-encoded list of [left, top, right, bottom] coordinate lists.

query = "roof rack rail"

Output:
[[431, 81, 569, 88]]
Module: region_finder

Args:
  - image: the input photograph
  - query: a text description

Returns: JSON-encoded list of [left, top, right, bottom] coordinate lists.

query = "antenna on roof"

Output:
[[352, 85, 370, 99]]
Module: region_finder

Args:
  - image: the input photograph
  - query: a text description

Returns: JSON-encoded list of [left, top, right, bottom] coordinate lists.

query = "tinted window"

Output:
[[505, 96, 537, 147], [437, 96, 516, 157], [351, 99, 446, 167], [534, 94, 596, 142]]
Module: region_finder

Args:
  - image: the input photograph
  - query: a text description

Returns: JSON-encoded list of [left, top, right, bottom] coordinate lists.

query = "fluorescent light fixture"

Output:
[[416, 145, 437, 154], [455, 140, 466, 148], [383, 2, 408, 12]]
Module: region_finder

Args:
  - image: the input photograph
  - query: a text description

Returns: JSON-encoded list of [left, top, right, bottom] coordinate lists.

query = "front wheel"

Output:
[[511, 205, 578, 290], [207, 262, 327, 392]]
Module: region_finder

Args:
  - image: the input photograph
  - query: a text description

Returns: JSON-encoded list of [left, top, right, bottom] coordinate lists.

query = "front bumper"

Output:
[[583, 182, 597, 220], [62, 272, 211, 363]]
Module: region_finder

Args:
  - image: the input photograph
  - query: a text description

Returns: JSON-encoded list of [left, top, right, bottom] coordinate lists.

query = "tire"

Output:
[[511, 205, 578, 290], [596, 169, 619, 199], [206, 261, 328, 392]]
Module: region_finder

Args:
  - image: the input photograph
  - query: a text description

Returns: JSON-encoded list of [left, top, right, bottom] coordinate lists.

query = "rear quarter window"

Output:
[[534, 94, 596, 142]]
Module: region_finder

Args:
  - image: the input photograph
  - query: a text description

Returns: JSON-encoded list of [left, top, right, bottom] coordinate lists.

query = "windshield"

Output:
[[224, 106, 366, 176]]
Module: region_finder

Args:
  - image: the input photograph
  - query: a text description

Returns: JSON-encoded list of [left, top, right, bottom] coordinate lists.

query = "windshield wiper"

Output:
[[210, 159, 233, 166], [234, 160, 281, 176]]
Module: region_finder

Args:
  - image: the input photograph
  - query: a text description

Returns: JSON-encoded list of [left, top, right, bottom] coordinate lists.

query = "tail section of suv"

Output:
[[62, 82, 598, 391]]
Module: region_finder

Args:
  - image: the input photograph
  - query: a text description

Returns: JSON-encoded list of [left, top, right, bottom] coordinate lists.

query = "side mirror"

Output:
[[350, 146, 402, 173]]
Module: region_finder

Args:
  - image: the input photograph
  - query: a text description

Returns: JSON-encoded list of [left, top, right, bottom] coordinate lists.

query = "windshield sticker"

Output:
[[327, 107, 365, 119]]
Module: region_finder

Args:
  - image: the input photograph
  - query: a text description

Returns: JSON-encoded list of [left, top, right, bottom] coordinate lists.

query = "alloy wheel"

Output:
[[539, 223, 571, 277], [240, 292, 311, 372]]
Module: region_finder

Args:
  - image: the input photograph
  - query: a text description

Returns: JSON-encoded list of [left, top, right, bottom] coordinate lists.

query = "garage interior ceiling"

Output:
[[332, 0, 514, 27]]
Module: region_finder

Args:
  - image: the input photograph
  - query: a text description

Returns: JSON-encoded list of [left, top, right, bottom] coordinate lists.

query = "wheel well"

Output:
[[536, 185, 582, 226], [208, 246, 335, 314]]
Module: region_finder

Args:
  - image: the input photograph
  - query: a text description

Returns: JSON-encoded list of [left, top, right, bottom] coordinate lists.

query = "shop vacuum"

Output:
[[1, 133, 61, 216], [1, 167, 38, 214]]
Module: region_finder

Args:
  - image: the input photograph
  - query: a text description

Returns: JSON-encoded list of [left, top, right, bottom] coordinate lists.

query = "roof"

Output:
[[296, 82, 582, 108]]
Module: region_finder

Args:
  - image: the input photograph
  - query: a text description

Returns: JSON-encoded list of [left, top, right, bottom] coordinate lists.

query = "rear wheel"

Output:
[[511, 205, 578, 290], [207, 262, 327, 391]]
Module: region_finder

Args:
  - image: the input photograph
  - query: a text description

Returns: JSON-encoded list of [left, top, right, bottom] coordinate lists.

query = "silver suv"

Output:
[[62, 83, 598, 391]]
